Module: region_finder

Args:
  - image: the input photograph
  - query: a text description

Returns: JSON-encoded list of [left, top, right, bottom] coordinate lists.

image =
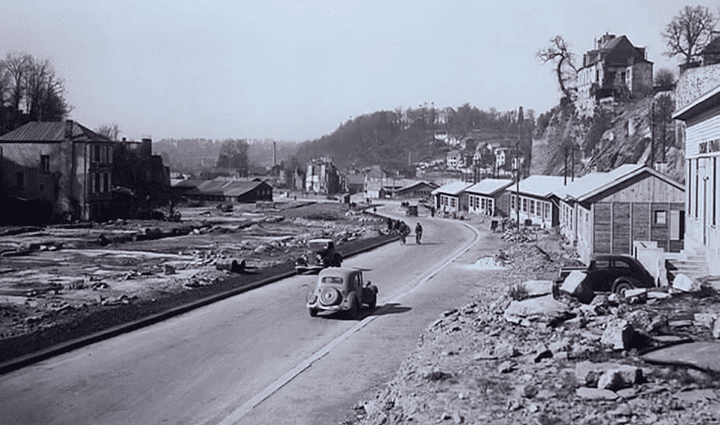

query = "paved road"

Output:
[[0, 203, 504, 425]]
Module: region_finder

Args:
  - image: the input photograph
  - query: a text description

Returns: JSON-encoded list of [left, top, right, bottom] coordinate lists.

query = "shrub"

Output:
[[507, 283, 529, 301]]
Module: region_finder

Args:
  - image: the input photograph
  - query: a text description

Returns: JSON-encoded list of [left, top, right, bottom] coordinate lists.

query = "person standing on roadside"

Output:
[[415, 222, 423, 244]]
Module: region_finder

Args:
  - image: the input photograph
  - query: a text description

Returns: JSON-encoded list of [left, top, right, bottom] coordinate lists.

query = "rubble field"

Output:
[[349, 229, 720, 425], [0, 201, 387, 363]]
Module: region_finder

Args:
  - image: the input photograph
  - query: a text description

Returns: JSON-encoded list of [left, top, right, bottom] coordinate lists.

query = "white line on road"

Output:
[[216, 221, 481, 425]]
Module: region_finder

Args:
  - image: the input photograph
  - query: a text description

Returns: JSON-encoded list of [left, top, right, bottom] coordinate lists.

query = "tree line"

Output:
[[0, 52, 71, 135]]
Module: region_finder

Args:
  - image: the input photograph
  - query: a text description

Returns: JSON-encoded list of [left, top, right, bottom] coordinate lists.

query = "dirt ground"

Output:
[[0, 200, 387, 362], [347, 223, 720, 425]]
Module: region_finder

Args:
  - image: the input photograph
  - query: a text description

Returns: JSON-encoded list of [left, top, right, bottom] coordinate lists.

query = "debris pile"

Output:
[[353, 247, 720, 425]]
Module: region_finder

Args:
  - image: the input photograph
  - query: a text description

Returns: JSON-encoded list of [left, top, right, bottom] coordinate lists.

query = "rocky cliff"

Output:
[[531, 93, 684, 184]]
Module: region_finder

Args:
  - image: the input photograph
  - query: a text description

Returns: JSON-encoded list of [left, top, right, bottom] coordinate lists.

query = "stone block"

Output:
[[560, 271, 594, 304], [673, 274, 701, 292], [522, 280, 553, 297], [600, 319, 634, 351]]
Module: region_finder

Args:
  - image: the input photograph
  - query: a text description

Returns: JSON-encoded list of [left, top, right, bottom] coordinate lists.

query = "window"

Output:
[[530, 199, 535, 215], [103, 173, 110, 193], [94, 172, 101, 193], [16, 172, 24, 189], [450, 198, 456, 208], [41, 155, 50, 172], [522, 198, 528, 212], [655, 210, 667, 225], [714, 157, 717, 226], [593, 259, 610, 270], [487, 199, 493, 214], [613, 259, 632, 269]]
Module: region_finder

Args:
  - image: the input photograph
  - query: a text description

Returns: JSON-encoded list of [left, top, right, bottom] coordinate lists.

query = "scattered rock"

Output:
[[673, 274, 701, 292], [596, 366, 642, 391], [560, 271, 594, 304], [522, 280, 554, 298], [623, 288, 647, 303], [600, 319, 634, 351], [533, 343, 552, 363], [494, 342, 520, 359], [498, 361, 516, 373], [503, 295, 572, 327], [576, 387, 619, 400]]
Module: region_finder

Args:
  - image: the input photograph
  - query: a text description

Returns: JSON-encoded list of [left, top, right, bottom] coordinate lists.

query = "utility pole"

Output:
[[516, 106, 523, 233], [650, 102, 655, 169]]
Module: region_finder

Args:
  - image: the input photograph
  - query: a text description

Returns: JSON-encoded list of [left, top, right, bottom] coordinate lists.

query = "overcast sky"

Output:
[[0, 1, 715, 142]]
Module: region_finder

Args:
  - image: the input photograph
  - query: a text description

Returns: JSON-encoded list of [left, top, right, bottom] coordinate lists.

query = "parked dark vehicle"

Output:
[[306, 267, 378, 318], [295, 238, 343, 274], [557, 254, 656, 295]]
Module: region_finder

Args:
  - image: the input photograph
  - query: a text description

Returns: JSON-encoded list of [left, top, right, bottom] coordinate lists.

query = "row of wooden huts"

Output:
[[431, 164, 685, 264]]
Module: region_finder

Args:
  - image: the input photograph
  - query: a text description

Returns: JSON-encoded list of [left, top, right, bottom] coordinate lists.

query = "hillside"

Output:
[[294, 105, 533, 174], [531, 93, 684, 183]]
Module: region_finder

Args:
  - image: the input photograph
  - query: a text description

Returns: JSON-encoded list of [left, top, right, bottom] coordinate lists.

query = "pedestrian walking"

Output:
[[415, 222, 423, 244]]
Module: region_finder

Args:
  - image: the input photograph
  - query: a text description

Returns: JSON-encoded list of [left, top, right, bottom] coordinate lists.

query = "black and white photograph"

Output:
[[1, 1, 720, 424]]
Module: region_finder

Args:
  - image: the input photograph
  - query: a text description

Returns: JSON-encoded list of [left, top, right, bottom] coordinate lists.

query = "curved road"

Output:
[[0, 203, 503, 425]]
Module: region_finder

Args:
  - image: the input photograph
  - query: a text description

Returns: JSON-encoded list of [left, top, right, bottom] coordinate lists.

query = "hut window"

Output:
[[41, 155, 50, 171], [655, 210, 667, 225]]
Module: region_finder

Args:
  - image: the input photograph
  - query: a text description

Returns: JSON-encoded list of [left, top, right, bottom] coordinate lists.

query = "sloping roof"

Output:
[[171, 179, 204, 189], [562, 164, 683, 202], [431, 181, 473, 196], [0, 120, 111, 142], [507, 175, 566, 198], [396, 180, 439, 193], [187, 179, 269, 197], [465, 179, 513, 196]]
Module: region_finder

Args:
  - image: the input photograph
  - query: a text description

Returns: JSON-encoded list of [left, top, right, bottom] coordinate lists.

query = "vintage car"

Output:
[[306, 267, 378, 318], [557, 254, 656, 300], [295, 238, 343, 274]]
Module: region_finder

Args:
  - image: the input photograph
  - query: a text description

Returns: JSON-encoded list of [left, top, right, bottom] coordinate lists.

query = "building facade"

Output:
[[558, 164, 685, 265], [466, 179, 512, 216], [507, 175, 565, 228], [673, 78, 720, 274], [577, 33, 653, 115], [0, 120, 116, 223]]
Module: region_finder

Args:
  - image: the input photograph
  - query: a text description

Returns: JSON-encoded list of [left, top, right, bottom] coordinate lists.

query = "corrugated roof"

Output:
[[507, 175, 566, 198], [465, 179, 513, 196], [431, 181, 473, 196], [188, 179, 267, 197], [0, 120, 111, 142]]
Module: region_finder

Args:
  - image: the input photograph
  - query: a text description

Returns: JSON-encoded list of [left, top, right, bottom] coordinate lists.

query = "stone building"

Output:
[[577, 33, 653, 116]]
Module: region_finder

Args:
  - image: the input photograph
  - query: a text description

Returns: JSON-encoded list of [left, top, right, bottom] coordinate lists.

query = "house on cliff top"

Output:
[[577, 33, 653, 116]]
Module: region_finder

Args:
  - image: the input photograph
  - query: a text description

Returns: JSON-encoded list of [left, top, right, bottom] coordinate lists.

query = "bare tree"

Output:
[[4, 53, 30, 112], [654, 67, 676, 86], [96, 123, 121, 141], [662, 5, 716, 65], [537, 35, 578, 103]]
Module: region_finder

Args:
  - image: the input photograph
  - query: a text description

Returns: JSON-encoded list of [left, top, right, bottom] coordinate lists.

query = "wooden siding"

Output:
[[612, 202, 631, 254], [595, 173, 684, 203], [594, 203, 612, 253], [686, 107, 720, 157], [632, 203, 650, 242]]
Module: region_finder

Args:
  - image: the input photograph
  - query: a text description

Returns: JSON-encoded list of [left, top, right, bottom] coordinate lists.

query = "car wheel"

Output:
[[346, 295, 358, 319], [613, 281, 634, 297], [309, 308, 318, 317], [368, 293, 377, 310]]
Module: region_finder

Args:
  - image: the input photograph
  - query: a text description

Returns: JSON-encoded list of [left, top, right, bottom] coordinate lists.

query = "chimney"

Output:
[[64, 120, 74, 139], [141, 137, 152, 157]]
